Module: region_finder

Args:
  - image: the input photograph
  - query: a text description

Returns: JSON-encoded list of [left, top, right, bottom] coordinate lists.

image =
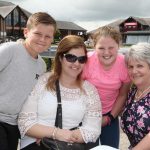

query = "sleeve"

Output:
[[18, 74, 48, 138], [79, 81, 102, 143], [0, 43, 13, 71]]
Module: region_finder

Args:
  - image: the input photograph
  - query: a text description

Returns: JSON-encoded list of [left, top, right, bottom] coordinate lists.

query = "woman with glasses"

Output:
[[82, 26, 131, 149], [18, 35, 102, 150]]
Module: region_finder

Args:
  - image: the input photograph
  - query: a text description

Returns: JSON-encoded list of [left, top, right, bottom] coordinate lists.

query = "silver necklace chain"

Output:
[[134, 86, 150, 102]]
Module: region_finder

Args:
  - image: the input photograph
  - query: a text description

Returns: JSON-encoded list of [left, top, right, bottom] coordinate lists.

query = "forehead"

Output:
[[96, 36, 117, 45], [67, 47, 86, 55], [128, 58, 147, 65], [29, 24, 55, 33]]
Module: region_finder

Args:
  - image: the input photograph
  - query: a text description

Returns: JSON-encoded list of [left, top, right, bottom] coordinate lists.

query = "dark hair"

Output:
[[26, 12, 57, 34], [46, 35, 87, 91]]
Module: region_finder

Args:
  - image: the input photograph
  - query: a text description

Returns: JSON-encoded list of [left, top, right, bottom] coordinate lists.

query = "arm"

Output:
[[111, 82, 130, 118], [77, 81, 102, 143], [18, 74, 48, 138], [132, 133, 150, 150], [102, 82, 130, 127], [18, 74, 79, 142]]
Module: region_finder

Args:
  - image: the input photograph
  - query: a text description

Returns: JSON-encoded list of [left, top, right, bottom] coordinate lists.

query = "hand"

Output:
[[55, 129, 74, 143], [70, 130, 84, 143], [102, 116, 111, 127], [36, 138, 41, 146]]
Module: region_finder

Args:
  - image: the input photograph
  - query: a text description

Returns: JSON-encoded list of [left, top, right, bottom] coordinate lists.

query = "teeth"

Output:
[[103, 56, 111, 59], [72, 67, 78, 70]]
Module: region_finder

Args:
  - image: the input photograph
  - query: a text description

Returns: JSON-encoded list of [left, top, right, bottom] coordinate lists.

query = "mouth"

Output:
[[71, 66, 79, 70], [102, 56, 111, 60]]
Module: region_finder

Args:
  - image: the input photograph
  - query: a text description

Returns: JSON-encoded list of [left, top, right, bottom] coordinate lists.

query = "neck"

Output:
[[137, 82, 150, 92], [23, 42, 38, 59], [59, 75, 78, 88]]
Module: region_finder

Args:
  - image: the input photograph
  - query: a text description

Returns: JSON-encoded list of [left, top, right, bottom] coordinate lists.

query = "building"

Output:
[[0, 1, 31, 42], [89, 16, 150, 44], [0, 1, 86, 43]]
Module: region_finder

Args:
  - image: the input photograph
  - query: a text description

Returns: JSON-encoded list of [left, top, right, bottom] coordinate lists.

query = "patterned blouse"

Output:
[[121, 86, 150, 148], [18, 72, 102, 149]]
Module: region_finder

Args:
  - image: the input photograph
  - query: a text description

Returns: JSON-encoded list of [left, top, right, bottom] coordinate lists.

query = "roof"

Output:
[[88, 16, 150, 35], [0, 1, 32, 18], [57, 21, 86, 31], [0, 5, 16, 18], [124, 30, 150, 35], [120, 16, 150, 26], [0, 1, 14, 7], [0, 1, 85, 31]]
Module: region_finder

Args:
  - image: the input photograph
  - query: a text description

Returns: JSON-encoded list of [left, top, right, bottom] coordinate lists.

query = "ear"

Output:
[[23, 28, 29, 38]]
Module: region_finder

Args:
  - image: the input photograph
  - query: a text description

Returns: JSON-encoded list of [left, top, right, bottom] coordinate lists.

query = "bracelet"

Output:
[[106, 116, 111, 125], [102, 116, 111, 127], [52, 127, 58, 139], [108, 113, 115, 122]]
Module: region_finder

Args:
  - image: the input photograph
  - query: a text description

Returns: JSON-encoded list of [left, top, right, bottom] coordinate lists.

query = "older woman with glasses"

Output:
[[18, 35, 102, 150]]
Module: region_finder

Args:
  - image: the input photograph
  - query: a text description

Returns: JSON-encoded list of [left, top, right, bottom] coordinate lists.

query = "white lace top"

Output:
[[18, 73, 102, 149]]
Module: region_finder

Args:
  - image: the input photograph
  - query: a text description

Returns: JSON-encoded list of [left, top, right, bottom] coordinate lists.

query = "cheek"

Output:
[[95, 50, 102, 57]]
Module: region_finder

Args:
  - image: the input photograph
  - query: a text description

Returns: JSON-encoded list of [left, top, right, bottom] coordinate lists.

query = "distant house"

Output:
[[0, 1, 31, 41], [57, 21, 86, 38], [89, 16, 150, 44], [0, 1, 86, 42]]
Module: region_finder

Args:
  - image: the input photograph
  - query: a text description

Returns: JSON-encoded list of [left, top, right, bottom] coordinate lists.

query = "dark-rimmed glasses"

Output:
[[63, 53, 87, 64]]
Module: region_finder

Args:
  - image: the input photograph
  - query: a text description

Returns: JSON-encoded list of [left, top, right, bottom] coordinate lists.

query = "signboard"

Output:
[[125, 22, 137, 26]]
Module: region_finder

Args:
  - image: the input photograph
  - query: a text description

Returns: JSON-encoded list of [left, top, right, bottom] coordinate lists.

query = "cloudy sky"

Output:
[[3, 0, 150, 31]]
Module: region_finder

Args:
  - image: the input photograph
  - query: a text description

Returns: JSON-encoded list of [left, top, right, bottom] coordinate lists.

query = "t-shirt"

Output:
[[82, 51, 130, 114], [0, 42, 46, 125]]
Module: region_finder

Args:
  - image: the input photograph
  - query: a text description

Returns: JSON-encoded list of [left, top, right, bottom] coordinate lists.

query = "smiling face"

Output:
[[127, 59, 150, 88], [95, 36, 119, 69], [24, 23, 55, 58], [60, 47, 86, 80]]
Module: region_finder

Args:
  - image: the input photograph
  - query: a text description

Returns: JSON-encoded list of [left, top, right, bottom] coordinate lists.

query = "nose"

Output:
[[132, 67, 138, 74], [39, 36, 45, 41], [73, 59, 80, 65], [104, 48, 110, 54]]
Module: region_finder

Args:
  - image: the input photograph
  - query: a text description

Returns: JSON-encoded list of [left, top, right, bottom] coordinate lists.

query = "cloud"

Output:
[[3, 0, 150, 31]]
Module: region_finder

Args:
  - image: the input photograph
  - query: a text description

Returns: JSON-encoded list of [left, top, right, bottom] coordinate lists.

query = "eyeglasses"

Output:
[[63, 53, 87, 64]]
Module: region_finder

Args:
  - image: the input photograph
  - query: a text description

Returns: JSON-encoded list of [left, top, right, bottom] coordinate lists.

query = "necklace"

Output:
[[134, 86, 150, 102]]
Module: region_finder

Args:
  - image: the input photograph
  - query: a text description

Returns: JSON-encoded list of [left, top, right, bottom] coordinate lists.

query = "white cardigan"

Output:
[[18, 73, 102, 149]]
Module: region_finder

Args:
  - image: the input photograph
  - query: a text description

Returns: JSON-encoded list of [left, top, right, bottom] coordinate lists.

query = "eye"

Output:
[[128, 65, 133, 69], [137, 64, 143, 68], [34, 32, 42, 37], [98, 47, 104, 50], [109, 47, 114, 50]]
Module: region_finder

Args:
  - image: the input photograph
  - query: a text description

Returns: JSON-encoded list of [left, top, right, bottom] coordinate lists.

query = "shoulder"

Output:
[[36, 72, 51, 86], [0, 42, 19, 52], [1, 41, 21, 49], [116, 54, 127, 68], [83, 80, 99, 95], [116, 54, 125, 62], [87, 51, 96, 60], [84, 51, 97, 69]]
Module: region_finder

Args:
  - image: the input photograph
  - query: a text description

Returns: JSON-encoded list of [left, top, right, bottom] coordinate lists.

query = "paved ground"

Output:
[[119, 128, 130, 150]]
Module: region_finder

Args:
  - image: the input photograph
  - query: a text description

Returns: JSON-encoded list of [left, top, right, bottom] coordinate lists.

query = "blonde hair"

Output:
[[92, 26, 122, 46]]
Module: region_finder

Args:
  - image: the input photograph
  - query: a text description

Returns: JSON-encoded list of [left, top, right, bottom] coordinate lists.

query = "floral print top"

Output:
[[121, 86, 150, 148]]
